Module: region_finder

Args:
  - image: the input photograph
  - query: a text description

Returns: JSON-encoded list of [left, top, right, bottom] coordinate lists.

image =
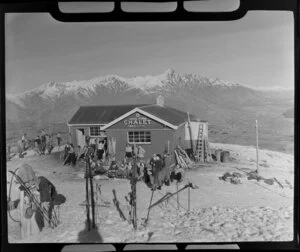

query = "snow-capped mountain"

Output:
[[5, 69, 293, 142], [6, 69, 244, 104]]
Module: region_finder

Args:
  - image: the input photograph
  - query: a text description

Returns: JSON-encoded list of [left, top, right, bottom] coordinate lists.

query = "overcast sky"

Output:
[[5, 10, 294, 94]]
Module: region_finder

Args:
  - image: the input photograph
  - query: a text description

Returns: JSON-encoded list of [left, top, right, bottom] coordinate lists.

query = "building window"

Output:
[[90, 126, 101, 136], [128, 131, 151, 144]]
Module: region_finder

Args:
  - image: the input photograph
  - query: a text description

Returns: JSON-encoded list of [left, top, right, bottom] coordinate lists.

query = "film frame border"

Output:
[[0, 0, 299, 251]]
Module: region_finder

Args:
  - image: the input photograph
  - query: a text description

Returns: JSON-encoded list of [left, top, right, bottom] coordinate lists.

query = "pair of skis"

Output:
[[85, 153, 96, 230], [8, 170, 58, 228], [129, 156, 137, 229]]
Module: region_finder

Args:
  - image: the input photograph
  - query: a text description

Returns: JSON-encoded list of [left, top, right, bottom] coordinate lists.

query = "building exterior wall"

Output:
[[108, 112, 169, 130], [105, 129, 174, 161], [68, 113, 209, 161], [69, 125, 103, 147], [171, 123, 187, 150]]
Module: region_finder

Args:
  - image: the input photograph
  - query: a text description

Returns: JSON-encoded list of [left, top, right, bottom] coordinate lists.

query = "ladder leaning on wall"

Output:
[[194, 123, 212, 162]]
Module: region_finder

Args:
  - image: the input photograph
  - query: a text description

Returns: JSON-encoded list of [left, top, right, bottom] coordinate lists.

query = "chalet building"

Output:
[[68, 96, 208, 161]]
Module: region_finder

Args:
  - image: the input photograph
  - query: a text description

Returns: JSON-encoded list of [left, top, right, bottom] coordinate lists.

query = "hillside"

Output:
[[5, 69, 294, 153], [7, 143, 293, 243], [283, 108, 294, 118]]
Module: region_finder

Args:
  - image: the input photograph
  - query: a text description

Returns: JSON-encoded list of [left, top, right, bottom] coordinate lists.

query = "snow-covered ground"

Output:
[[6, 143, 294, 243]]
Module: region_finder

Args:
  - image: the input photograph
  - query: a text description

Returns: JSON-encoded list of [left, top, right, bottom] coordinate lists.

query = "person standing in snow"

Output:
[[47, 134, 54, 154], [34, 136, 41, 155], [56, 133, 61, 151], [21, 133, 27, 152], [97, 140, 105, 161], [153, 154, 164, 190], [125, 143, 133, 162], [89, 138, 96, 153], [64, 143, 76, 166], [137, 145, 145, 160], [40, 129, 46, 155]]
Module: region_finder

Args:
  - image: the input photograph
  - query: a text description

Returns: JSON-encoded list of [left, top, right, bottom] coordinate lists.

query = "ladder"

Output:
[[203, 135, 212, 162], [195, 124, 204, 162]]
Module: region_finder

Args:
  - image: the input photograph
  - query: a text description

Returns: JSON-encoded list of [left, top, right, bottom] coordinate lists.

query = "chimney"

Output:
[[156, 94, 164, 107]]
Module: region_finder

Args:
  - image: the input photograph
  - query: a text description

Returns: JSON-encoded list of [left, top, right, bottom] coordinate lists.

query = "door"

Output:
[[76, 129, 85, 149]]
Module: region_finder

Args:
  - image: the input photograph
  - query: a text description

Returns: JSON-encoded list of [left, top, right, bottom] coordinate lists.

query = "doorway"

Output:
[[76, 128, 85, 149]]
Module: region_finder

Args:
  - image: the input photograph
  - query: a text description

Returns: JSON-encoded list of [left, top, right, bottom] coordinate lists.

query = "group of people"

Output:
[[85, 137, 108, 161], [85, 141, 184, 191], [124, 143, 146, 161], [31, 130, 62, 156], [63, 137, 107, 167], [143, 152, 183, 191]]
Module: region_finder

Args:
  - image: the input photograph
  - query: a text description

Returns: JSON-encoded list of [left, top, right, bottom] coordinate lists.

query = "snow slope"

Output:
[[6, 143, 294, 243]]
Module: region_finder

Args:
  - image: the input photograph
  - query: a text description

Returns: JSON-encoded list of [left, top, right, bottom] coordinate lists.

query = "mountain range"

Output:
[[5, 69, 294, 153]]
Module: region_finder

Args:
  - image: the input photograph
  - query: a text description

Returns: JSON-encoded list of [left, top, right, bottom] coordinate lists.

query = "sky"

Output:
[[5, 10, 294, 94]]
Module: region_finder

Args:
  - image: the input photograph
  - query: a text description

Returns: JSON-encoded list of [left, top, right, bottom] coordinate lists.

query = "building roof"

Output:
[[139, 105, 199, 126], [68, 104, 199, 127], [68, 104, 147, 125]]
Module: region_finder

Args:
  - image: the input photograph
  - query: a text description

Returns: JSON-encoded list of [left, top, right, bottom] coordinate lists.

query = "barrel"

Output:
[[221, 151, 230, 163], [215, 149, 222, 162]]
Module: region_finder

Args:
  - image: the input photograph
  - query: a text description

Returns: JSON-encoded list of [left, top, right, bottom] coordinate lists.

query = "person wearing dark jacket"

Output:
[[160, 152, 173, 186], [64, 144, 76, 166], [63, 143, 71, 161], [154, 154, 164, 189]]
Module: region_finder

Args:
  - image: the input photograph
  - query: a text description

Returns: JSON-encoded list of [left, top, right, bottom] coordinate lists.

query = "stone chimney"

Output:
[[156, 94, 164, 107]]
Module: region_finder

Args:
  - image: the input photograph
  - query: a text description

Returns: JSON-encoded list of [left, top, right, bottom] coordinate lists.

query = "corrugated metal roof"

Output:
[[139, 105, 199, 126], [68, 104, 199, 126], [68, 104, 147, 125]]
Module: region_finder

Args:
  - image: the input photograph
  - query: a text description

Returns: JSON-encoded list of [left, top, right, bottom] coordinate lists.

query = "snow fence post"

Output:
[[255, 120, 259, 174]]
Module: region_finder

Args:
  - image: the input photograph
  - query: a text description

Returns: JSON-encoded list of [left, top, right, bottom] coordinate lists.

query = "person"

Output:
[[153, 154, 164, 189], [7, 164, 66, 239], [125, 162, 133, 178], [64, 143, 76, 166], [63, 143, 71, 161], [125, 143, 133, 162], [97, 140, 105, 161], [47, 134, 54, 154], [17, 140, 24, 158], [56, 133, 61, 150], [94, 160, 107, 175], [109, 161, 118, 171], [89, 138, 96, 152], [40, 129, 46, 155], [85, 135, 90, 146], [149, 154, 158, 190], [143, 162, 154, 188], [132, 145, 138, 158], [137, 145, 146, 160], [77, 145, 86, 161], [45, 135, 50, 154], [170, 165, 184, 183], [159, 151, 173, 186], [34, 136, 41, 155], [21, 133, 27, 152], [136, 161, 145, 180]]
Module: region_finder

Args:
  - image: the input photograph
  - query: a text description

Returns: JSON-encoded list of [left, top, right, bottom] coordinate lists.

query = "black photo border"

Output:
[[0, 0, 299, 251]]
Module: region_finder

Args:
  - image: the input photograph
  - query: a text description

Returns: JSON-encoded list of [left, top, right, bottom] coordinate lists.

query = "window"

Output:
[[90, 126, 101, 136], [128, 131, 151, 144]]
